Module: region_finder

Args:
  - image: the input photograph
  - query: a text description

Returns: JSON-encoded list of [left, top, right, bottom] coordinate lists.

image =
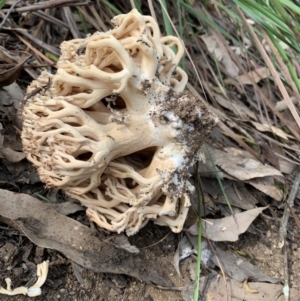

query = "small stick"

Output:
[[278, 170, 300, 301], [278, 169, 300, 247], [1, 0, 90, 13], [0, 63, 55, 68], [14, 32, 56, 66], [283, 242, 290, 301], [0, 0, 23, 31]]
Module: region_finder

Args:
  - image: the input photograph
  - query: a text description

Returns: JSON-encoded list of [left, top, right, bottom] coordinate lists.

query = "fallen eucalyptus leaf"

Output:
[[201, 178, 257, 210], [214, 93, 256, 120], [0, 147, 26, 162], [251, 121, 293, 140], [49, 202, 84, 216], [173, 235, 194, 277], [1, 81, 24, 110], [213, 246, 279, 283], [228, 67, 270, 85], [0, 189, 175, 287], [200, 34, 223, 60], [0, 46, 30, 86], [247, 176, 283, 201], [187, 207, 267, 242], [106, 234, 140, 254], [275, 96, 298, 112], [200, 145, 284, 201], [199, 274, 298, 300], [207, 146, 283, 180], [173, 236, 214, 277]]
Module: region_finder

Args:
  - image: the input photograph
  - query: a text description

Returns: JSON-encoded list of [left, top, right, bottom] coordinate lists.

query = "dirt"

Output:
[[239, 213, 300, 286], [0, 219, 183, 301], [1, 201, 300, 301]]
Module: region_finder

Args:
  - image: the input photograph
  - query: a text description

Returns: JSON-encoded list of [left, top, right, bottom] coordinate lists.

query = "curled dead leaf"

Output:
[[0, 147, 26, 162], [225, 67, 270, 85], [200, 146, 284, 201], [0, 46, 30, 86], [251, 121, 293, 140], [243, 278, 259, 294], [187, 207, 267, 242], [199, 275, 299, 300]]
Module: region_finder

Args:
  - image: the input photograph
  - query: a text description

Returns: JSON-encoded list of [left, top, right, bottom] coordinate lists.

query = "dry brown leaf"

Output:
[[199, 275, 297, 300], [0, 147, 26, 162], [221, 55, 239, 77], [0, 46, 30, 86], [201, 178, 257, 210], [247, 177, 283, 201], [243, 279, 259, 293], [251, 121, 293, 140], [258, 141, 280, 170], [200, 34, 223, 60], [187, 207, 267, 241], [0, 82, 24, 110], [200, 34, 239, 76], [214, 93, 256, 120], [174, 236, 213, 278], [275, 96, 298, 112], [0, 189, 175, 287], [213, 246, 279, 283], [199, 146, 284, 200], [278, 158, 296, 174], [0, 123, 4, 147], [229, 67, 270, 85], [206, 146, 283, 180], [106, 234, 140, 254]]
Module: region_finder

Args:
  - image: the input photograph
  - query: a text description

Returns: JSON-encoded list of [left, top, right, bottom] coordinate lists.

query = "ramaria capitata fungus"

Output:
[[0, 261, 49, 297], [21, 9, 218, 235]]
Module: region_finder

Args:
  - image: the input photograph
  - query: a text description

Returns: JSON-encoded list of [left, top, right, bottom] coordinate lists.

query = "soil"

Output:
[[1, 201, 300, 301]]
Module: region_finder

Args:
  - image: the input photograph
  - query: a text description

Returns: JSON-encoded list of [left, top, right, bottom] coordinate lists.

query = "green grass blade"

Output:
[[77, 7, 88, 35], [267, 30, 300, 92], [180, 0, 241, 44], [205, 144, 234, 214], [279, 0, 300, 14], [133, 0, 142, 13], [193, 166, 203, 301], [34, 193, 51, 203], [0, 0, 6, 10], [160, 0, 173, 36], [101, 0, 122, 15]]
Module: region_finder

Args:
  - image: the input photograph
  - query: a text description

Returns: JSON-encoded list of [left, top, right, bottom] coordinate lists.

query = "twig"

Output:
[[89, 5, 108, 32], [7, 27, 60, 56], [1, 0, 90, 13], [278, 170, 300, 247], [14, 32, 56, 66], [147, 0, 158, 23], [140, 231, 171, 249], [283, 241, 290, 301], [79, 7, 102, 32], [0, 0, 23, 31], [237, 7, 300, 137], [62, 6, 81, 38], [32, 10, 69, 28], [0, 63, 55, 68], [26, 10, 48, 54], [278, 170, 300, 300]]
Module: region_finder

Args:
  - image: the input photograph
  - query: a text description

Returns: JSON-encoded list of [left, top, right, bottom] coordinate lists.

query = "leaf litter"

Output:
[[0, 189, 174, 287], [0, 1, 299, 301]]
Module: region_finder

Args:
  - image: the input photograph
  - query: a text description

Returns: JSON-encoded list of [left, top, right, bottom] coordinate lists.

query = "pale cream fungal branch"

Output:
[[0, 261, 49, 297], [21, 9, 218, 235]]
